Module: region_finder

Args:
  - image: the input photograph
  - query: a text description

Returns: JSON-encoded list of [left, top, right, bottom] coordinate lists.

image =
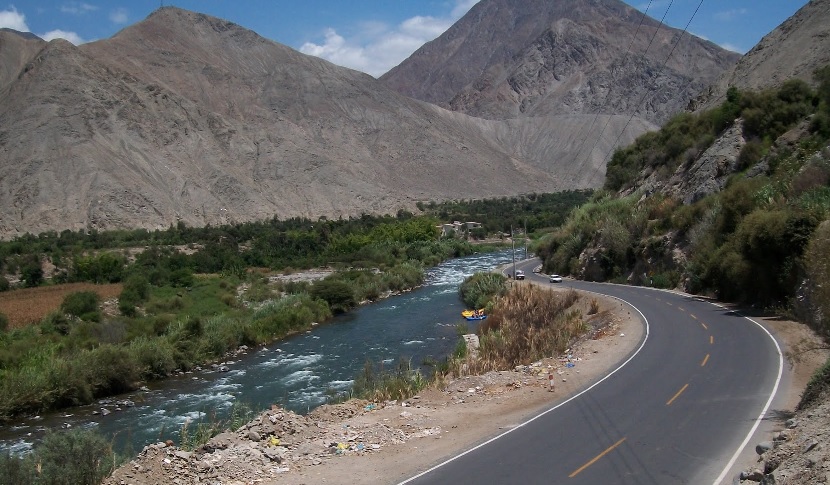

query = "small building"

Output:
[[437, 221, 482, 238]]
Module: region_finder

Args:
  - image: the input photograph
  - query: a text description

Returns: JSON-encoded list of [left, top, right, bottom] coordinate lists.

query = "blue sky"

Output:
[[0, 1, 809, 77]]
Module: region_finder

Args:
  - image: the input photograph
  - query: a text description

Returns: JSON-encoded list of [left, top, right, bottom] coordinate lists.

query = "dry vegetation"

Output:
[[455, 284, 591, 375], [0, 283, 122, 328]]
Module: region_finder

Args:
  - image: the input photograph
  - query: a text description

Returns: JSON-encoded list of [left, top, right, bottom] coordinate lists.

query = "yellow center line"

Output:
[[691, 314, 697, 320], [701, 322, 708, 330], [679, 307, 686, 312], [569, 437, 627, 478], [710, 335, 714, 345], [666, 384, 689, 406], [701, 354, 710, 367]]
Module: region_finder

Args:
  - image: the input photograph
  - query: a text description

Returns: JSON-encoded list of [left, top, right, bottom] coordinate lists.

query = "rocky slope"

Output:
[[381, 0, 739, 125], [692, 0, 830, 111], [0, 7, 657, 239]]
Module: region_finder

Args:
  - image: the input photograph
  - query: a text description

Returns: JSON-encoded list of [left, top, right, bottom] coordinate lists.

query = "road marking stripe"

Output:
[[569, 437, 627, 478], [691, 314, 697, 320], [710, 335, 714, 345], [701, 354, 710, 367], [712, 306, 783, 485], [667, 384, 689, 406], [397, 289, 651, 485], [701, 322, 708, 330]]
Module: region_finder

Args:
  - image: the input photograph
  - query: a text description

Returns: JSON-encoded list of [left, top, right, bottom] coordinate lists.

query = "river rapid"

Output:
[[0, 248, 524, 456]]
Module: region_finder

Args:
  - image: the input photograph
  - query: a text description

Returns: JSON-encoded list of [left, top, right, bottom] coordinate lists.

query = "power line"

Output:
[[588, 0, 705, 188], [580, 0, 677, 188], [570, 0, 656, 176]]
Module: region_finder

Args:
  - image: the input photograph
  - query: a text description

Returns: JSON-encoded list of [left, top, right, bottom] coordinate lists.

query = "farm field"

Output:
[[0, 283, 122, 328]]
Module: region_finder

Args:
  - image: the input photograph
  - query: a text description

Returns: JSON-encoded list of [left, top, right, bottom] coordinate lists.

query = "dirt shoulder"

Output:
[[104, 286, 825, 485]]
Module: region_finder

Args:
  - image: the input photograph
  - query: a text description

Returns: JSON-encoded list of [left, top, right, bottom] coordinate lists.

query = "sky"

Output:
[[0, 1, 810, 78]]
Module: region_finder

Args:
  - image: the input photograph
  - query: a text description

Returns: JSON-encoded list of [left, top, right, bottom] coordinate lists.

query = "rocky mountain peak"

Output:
[[382, 0, 739, 125]]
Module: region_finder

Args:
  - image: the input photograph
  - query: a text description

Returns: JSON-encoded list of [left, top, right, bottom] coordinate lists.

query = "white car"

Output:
[[549, 274, 562, 283], [515, 270, 525, 280]]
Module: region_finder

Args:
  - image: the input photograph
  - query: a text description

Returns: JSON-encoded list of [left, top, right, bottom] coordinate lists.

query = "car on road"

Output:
[[515, 270, 525, 280], [549, 274, 562, 283]]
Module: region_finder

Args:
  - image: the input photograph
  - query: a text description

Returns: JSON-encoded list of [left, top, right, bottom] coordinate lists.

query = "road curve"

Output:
[[400, 260, 782, 485]]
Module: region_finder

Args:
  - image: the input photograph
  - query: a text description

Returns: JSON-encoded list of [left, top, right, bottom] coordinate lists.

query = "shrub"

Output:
[[0, 450, 36, 484], [61, 291, 100, 321], [81, 345, 140, 396], [351, 358, 427, 402], [40, 311, 73, 336], [169, 268, 195, 288], [33, 429, 114, 485], [0, 276, 9, 292], [0, 313, 7, 333], [459, 272, 507, 309], [737, 138, 765, 170], [798, 355, 830, 410], [128, 336, 176, 379], [310, 278, 355, 313], [804, 221, 830, 338]]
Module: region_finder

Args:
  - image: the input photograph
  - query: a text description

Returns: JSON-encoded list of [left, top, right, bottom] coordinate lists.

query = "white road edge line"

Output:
[[711, 304, 784, 485], [397, 290, 651, 485]]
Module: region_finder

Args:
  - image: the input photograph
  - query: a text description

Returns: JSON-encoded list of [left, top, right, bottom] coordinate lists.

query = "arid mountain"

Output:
[[0, 29, 44, 92], [692, 0, 830, 111], [381, 0, 739, 125], [0, 7, 658, 239]]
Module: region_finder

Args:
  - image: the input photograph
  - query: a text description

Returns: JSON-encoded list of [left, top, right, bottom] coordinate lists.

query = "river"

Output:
[[0, 248, 525, 456]]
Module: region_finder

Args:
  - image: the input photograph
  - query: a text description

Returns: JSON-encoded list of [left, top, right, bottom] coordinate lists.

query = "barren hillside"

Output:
[[381, 0, 739, 124], [692, 0, 830, 111], [0, 7, 663, 239]]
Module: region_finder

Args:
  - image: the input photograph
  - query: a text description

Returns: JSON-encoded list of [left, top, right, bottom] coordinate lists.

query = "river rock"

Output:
[[247, 430, 261, 442]]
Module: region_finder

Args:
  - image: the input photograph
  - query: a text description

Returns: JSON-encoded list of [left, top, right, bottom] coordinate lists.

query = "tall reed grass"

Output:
[[451, 284, 586, 375]]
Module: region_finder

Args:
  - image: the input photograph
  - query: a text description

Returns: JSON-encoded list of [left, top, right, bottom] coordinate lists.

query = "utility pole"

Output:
[[524, 219, 528, 260], [511, 225, 516, 282]]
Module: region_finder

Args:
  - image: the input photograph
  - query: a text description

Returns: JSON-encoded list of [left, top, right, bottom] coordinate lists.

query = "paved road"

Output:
[[401, 260, 782, 485]]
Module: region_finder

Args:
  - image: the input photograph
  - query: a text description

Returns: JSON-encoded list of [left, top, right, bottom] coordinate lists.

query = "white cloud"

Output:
[[0, 6, 29, 31], [109, 7, 128, 24], [714, 8, 748, 22], [300, 0, 480, 77], [719, 42, 744, 54], [60, 2, 98, 15], [40, 29, 84, 44]]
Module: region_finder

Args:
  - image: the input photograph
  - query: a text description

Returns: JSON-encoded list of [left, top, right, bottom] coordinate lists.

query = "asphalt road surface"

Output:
[[400, 259, 782, 485]]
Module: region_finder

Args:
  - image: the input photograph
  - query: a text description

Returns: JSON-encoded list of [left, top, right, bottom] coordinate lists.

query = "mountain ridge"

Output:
[[381, 0, 739, 124], [0, 5, 720, 239]]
